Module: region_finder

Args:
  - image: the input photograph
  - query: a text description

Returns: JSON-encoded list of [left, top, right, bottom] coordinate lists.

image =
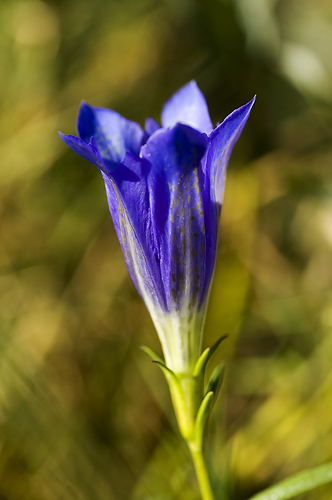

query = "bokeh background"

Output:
[[1, 0, 332, 498]]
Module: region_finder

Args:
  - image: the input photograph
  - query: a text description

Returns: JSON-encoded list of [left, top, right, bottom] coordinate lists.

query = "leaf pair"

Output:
[[141, 335, 227, 445]]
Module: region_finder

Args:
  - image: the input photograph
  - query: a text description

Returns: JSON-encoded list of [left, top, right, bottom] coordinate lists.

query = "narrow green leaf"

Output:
[[247, 462, 332, 500], [140, 345, 164, 364], [152, 360, 183, 391], [153, 360, 177, 378], [140, 347, 184, 403], [193, 348, 211, 377], [205, 363, 224, 397], [208, 335, 228, 360], [194, 391, 214, 445], [193, 335, 228, 378], [151, 361, 193, 439]]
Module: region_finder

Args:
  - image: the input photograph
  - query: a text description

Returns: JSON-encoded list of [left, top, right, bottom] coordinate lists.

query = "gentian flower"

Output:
[[59, 82, 255, 375]]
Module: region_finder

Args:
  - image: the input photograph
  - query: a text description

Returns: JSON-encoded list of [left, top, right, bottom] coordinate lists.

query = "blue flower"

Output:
[[59, 82, 255, 374]]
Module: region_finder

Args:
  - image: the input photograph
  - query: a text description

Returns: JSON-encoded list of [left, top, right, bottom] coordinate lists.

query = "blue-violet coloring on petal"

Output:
[[59, 81, 255, 373]]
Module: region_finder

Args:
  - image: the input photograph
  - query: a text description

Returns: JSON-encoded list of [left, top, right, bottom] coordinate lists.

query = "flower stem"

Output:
[[188, 443, 215, 500], [165, 368, 217, 500], [146, 347, 219, 500]]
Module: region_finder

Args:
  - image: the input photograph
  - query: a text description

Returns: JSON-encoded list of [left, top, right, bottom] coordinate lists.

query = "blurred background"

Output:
[[1, 0, 332, 498]]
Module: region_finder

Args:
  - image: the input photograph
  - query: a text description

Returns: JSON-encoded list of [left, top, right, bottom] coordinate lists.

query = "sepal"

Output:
[[207, 335, 228, 362], [193, 335, 228, 378], [140, 345, 164, 364], [141, 339, 226, 443], [193, 391, 214, 448], [193, 347, 211, 378], [205, 363, 224, 398], [141, 351, 192, 438], [155, 363, 199, 439], [141, 346, 184, 405], [152, 360, 181, 388]]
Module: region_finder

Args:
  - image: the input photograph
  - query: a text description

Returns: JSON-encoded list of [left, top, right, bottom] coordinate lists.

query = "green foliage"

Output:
[[248, 462, 332, 500]]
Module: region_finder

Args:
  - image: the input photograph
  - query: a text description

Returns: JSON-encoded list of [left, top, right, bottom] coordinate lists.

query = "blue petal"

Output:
[[145, 117, 161, 137], [161, 81, 214, 135], [200, 96, 256, 299], [59, 132, 106, 171], [77, 102, 145, 165], [141, 124, 208, 313], [102, 153, 167, 310]]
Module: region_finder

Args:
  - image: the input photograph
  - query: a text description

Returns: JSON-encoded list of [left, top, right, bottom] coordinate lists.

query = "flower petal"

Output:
[[58, 132, 106, 170], [102, 153, 167, 310], [161, 81, 213, 135], [205, 96, 256, 205], [141, 124, 208, 313], [145, 117, 161, 137], [77, 102, 145, 164], [199, 96, 256, 299]]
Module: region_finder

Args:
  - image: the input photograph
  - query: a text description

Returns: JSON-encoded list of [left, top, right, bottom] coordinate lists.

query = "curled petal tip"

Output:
[[161, 81, 213, 134]]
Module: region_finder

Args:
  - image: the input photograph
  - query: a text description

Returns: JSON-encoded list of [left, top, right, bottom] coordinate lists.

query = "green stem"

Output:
[[188, 443, 215, 500], [148, 348, 219, 500]]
